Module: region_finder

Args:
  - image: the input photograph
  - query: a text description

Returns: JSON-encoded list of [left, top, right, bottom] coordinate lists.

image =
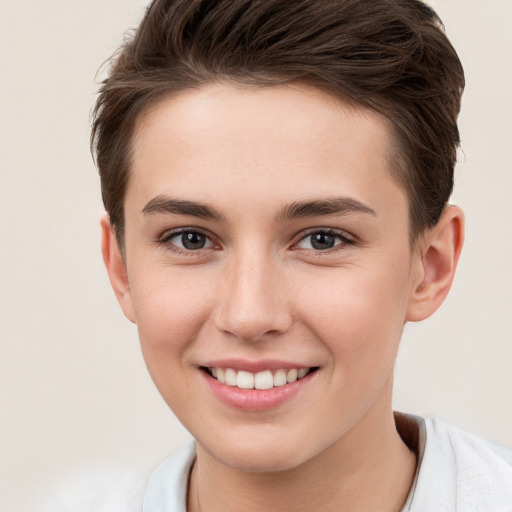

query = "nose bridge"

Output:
[[214, 245, 291, 342]]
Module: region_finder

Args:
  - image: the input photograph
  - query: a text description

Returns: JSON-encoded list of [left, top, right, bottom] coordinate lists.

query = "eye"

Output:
[[295, 229, 352, 251], [164, 230, 214, 251]]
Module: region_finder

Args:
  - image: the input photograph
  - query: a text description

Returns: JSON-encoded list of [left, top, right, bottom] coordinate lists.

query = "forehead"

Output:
[[127, 83, 405, 218]]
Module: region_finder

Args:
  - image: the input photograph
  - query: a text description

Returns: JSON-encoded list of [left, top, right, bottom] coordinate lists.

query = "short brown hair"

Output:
[[91, 0, 465, 246]]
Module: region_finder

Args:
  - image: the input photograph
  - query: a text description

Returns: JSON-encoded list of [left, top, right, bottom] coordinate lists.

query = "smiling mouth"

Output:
[[202, 367, 319, 390]]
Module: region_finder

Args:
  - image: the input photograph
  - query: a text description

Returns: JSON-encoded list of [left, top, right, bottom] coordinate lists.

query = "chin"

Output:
[[198, 428, 321, 474], [216, 447, 306, 474]]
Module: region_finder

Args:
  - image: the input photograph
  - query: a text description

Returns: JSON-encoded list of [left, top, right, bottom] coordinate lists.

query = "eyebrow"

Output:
[[142, 196, 225, 221], [275, 197, 376, 221], [141, 195, 376, 222]]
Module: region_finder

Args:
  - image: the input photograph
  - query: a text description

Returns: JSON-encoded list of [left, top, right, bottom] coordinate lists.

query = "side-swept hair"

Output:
[[92, 0, 464, 246]]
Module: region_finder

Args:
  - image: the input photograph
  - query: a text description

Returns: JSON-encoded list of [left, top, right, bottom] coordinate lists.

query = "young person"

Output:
[[92, 1, 512, 510]]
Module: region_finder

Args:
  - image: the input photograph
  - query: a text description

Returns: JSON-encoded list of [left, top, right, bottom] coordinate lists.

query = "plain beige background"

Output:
[[1, 0, 511, 510]]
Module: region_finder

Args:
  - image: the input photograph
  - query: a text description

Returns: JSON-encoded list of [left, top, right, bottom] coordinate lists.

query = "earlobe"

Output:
[[100, 215, 136, 323], [406, 206, 465, 322]]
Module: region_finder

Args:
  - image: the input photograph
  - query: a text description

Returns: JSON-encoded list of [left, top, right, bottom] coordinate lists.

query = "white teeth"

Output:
[[209, 367, 312, 389], [225, 368, 237, 386], [255, 370, 273, 390], [286, 368, 298, 383], [273, 369, 287, 387], [237, 370, 254, 389]]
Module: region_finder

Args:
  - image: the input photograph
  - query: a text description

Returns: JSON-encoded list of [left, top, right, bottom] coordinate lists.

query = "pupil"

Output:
[[182, 232, 206, 250], [311, 233, 335, 250]]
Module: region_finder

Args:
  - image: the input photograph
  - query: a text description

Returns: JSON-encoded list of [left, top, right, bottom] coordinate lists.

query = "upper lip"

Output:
[[201, 358, 316, 373]]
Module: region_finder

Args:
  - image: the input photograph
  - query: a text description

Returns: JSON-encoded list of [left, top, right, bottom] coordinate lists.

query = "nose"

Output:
[[213, 250, 293, 343]]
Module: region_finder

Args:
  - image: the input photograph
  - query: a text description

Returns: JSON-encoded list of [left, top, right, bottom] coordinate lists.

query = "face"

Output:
[[116, 83, 425, 472]]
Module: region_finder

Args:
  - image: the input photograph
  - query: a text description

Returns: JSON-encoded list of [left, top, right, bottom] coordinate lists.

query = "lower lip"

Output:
[[201, 370, 316, 412]]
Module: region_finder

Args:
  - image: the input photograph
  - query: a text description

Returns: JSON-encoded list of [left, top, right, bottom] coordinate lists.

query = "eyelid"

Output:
[[292, 227, 356, 251], [155, 226, 356, 255], [157, 227, 218, 254]]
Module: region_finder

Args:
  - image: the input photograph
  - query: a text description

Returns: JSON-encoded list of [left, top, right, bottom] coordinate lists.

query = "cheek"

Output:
[[129, 266, 214, 363], [297, 263, 411, 361], [128, 269, 218, 416]]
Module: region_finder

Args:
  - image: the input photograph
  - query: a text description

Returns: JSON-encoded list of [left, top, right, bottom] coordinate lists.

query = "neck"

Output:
[[187, 398, 417, 512]]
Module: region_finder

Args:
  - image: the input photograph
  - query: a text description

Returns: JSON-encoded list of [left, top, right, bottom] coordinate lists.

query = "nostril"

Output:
[[213, 298, 293, 342], [212, 262, 293, 341]]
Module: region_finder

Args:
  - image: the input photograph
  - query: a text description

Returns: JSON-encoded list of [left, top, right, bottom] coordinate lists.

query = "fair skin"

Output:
[[102, 83, 464, 511]]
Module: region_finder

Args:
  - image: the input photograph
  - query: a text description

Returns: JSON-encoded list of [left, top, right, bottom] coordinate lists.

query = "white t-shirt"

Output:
[[143, 415, 512, 512], [29, 415, 512, 511]]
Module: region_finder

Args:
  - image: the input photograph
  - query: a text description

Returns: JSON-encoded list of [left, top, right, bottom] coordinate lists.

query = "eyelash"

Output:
[[157, 227, 355, 255], [157, 228, 217, 256], [294, 228, 355, 253]]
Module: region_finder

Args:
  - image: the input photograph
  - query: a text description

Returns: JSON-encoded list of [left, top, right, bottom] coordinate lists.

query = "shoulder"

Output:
[[426, 416, 512, 462], [142, 442, 196, 512], [424, 416, 512, 475], [408, 416, 512, 511], [25, 444, 195, 512], [27, 463, 150, 512]]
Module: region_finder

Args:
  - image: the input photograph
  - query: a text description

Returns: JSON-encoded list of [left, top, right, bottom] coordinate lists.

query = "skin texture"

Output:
[[102, 83, 464, 511]]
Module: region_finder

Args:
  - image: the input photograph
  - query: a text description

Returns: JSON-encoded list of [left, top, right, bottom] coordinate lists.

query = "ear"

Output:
[[406, 206, 465, 322], [100, 214, 136, 323]]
